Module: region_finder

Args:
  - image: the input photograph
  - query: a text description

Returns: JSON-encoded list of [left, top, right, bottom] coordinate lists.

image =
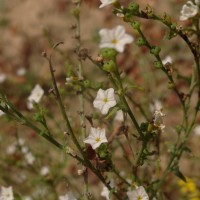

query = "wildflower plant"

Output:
[[0, 0, 200, 199]]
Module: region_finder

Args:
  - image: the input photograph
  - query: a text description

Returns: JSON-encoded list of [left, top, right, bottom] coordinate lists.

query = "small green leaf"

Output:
[[173, 168, 187, 182]]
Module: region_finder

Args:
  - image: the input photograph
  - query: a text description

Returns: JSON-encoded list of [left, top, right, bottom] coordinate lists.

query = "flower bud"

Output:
[[150, 46, 161, 56], [100, 48, 117, 59], [128, 2, 139, 13], [154, 61, 162, 69], [123, 13, 132, 22], [131, 21, 140, 30], [83, 80, 91, 88], [136, 37, 147, 46], [103, 60, 116, 72], [168, 81, 175, 89]]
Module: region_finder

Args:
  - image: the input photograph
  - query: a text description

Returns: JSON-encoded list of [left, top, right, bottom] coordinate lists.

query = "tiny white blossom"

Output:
[[93, 88, 117, 115], [99, 25, 134, 53], [84, 127, 108, 150], [0, 73, 7, 83], [127, 186, 149, 200], [149, 100, 162, 113], [114, 110, 124, 122], [27, 84, 44, 109], [0, 110, 4, 117], [195, 0, 200, 5], [180, 1, 198, 21], [59, 191, 77, 200], [25, 152, 35, 165], [18, 138, 25, 146], [21, 147, 29, 154], [40, 166, 49, 176], [101, 180, 114, 200], [0, 186, 14, 200], [153, 109, 165, 132], [99, 0, 117, 8], [6, 144, 16, 155], [194, 125, 200, 136], [16, 68, 26, 76], [162, 56, 172, 65], [23, 196, 32, 200]]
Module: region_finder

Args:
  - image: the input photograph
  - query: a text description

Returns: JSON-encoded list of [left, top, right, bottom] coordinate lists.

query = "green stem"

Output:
[[46, 54, 121, 200]]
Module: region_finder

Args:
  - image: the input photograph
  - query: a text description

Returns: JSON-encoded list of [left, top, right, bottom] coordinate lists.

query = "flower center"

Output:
[[95, 137, 101, 142], [111, 39, 118, 44], [103, 98, 108, 103], [137, 196, 142, 200]]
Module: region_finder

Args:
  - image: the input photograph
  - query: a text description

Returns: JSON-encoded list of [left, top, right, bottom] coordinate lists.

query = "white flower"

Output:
[[0, 186, 14, 200], [0, 110, 4, 117], [84, 127, 108, 150], [162, 56, 172, 65], [114, 110, 124, 122], [21, 147, 29, 154], [18, 138, 25, 146], [99, 0, 117, 8], [27, 84, 44, 109], [153, 109, 165, 132], [6, 144, 16, 155], [149, 100, 162, 113], [194, 125, 200, 136], [25, 152, 35, 165], [23, 196, 32, 200], [127, 186, 149, 200], [0, 73, 7, 83], [93, 88, 117, 115], [40, 166, 49, 176], [59, 191, 77, 200], [195, 0, 200, 5], [16, 68, 26, 76], [180, 1, 198, 21], [99, 25, 134, 53], [101, 180, 114, 200]]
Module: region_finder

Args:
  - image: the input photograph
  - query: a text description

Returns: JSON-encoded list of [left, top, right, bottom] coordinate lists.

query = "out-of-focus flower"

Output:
[[149, 100, 162, 113], [0, 110, 4, 117], [0, 186, 14, 200], [195, 0, 200, 5], [59, 191, 77, 200], [162, 56, 172, 65], [24, 196, 32, 200], [84, 127, 108, 150], [114, 110, 124, 121], [16, 68, 26, 76], [101, 180, 114, 200], [6, 144, 17, 155], [99, 26, 134, 53], [127, 186, 149, 200], [99, 0, 117, 8], [153, 109, 165, 132], [25, 152, 35, 165], [27, 84, 44, 109], [178, 178, 200, 199], [0, 73, 7, 83], [180, 1, 198, 21], [93, 88, 116, 115], [193, 125, 200, 136], [40, 166, 49, 176]]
